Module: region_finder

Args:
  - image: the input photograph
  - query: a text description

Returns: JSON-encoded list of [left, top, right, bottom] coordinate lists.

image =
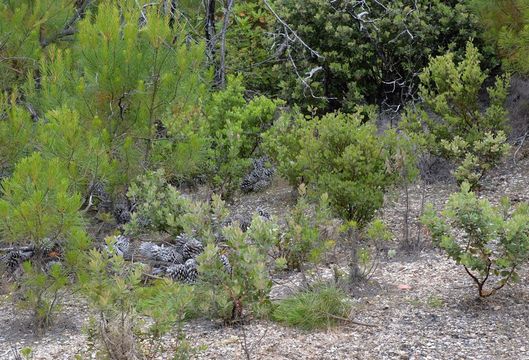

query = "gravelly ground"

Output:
[[2, 156, 529, 360]]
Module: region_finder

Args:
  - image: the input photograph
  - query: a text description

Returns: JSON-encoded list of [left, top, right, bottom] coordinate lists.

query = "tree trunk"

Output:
[[204, 0, 219, 85]]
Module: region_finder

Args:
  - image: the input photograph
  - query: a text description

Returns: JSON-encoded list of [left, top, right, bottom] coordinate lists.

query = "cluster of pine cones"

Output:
[[0, 239, 62, 275], [240, 157, 275, 193], [108, 234, 231, 284], [0, 248, 34, 273]]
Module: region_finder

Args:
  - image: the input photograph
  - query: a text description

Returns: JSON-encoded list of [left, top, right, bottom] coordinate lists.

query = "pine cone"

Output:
[[166, 264, 189, 282], [240, 157, 275, 193], [182, 239, 204, 260], [185, 259, 198, 283], [139, 241, 157, 259], [156, 245, 184, 264], [174, 234, 191, 252], [219, 254, 232, 274], [1, 249, 34, 272], [90, 181, 112, 211], [139, 241, 184, 264], [113, 194, 132, 225], [114, 235, 131, 257]]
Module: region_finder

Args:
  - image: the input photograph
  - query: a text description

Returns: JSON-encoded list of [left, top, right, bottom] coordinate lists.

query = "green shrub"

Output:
[[37, 107, 112, 197], [79, 242, 146, 360], [78, 236, 200, 359], [403, 42, 510, 188], [0, 1, 79, 91], [124, 169, 216, 238], [278, 186, 336, 271], [268, 0, 488, 112], [264, 108, 414, 223], [136, 280, 195, 338], [272, 284, 351, 330], [206, 76, 280, 196], [25, 2, 209, 190], [225, 0, 278, 94], [197, 222, 274, 322], [0, 153, 84, 247], [17, 261, 68, 333], [422, 183, 529, 297], [0, 151, 92, 332], [15, 227, 90, 334], [0, 149, 88, 335]]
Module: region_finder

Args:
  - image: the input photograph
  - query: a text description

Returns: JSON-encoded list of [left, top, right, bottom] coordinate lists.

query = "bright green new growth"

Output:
[[37, 107, 111, 197], [26, 2, 209, 191], [404, 42, 510, 188], [0, 152, 84, 246], [272, 284, 352, 330], [0, 1, 77, 90], [422, 183, 529, 297], [0, 151, 91, 333]]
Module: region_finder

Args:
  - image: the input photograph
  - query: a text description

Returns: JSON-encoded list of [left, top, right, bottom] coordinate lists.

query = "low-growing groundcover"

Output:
[[272, 285, 352, 330]]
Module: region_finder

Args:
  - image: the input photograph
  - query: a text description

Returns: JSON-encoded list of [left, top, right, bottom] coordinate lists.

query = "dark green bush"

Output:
[[268, 0, 489, 112]]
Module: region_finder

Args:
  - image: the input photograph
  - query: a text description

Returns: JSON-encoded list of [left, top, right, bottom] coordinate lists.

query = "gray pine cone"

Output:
[[219, 254, 232, 274], [241, 157, 275, 193], [185, 258, 198, 283], [182, 239, 204, 260], [166, 264, 189, 282]]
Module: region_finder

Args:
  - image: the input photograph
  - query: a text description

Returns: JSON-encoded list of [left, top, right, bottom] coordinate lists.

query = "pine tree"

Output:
[[0, 152, 84, 247]]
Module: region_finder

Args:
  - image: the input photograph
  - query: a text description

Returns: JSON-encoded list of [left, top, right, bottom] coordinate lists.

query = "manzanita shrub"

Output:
[[422, 183, 529, 297]]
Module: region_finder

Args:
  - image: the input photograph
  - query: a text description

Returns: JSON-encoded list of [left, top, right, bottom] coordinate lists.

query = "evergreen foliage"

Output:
[[124, 169, 196, 236], [403, 42, 510, 188], [0, 1, 80, 90], [26, 2, 209, 190], [471, 0, 529, 74], [197, 220, 274, 322], [0, 152, 84, 247], [278, 185, 336, 271], [264, 108, 415, 223], [0, 93, 34, 176], [37, 107, 111, 197], [206, 76, 281, 196], [268, 0, 488, 112], [422, 183, 529, 297], [0, 0, 524, 351], [225, 0, 278, 94]]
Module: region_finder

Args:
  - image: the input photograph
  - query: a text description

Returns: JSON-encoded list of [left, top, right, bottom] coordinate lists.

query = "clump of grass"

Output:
[[272, 285, 351, 330]]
